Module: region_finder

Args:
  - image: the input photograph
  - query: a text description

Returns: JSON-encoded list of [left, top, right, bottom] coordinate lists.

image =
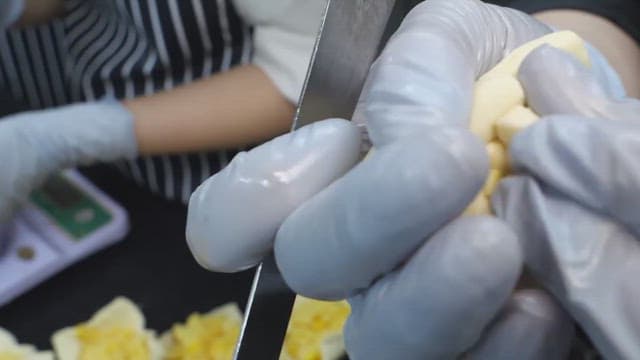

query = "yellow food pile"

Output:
[[0, 328, 52, 360], [280, 297, 351, 360], [464, 30, 590, 215], [52, 297, 162, 360], [2, 295, 350, 360], [161, 297, 350, 360], [162, 303, 242, 360]]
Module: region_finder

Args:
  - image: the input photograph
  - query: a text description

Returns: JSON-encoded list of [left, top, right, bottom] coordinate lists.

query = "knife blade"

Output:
[[233, 1, 397, 359]]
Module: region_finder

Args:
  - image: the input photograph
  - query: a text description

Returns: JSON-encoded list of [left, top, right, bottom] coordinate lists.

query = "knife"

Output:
[[233, 1, 397, 359]]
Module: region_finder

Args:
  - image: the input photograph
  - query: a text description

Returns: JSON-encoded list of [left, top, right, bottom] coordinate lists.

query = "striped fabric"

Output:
[[0, 0, 253, 203]]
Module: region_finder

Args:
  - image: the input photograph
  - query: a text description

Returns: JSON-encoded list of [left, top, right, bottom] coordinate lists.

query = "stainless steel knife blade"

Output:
[[233, 1, 397, 359]]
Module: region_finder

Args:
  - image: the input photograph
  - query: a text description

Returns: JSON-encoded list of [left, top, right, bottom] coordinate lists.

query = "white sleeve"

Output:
[[232, 0, 327, 104], [0, 0, 24, 29]]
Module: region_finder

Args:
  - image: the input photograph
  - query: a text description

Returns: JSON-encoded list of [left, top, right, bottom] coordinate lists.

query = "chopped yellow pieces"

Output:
[[466, 31, 590, 215]]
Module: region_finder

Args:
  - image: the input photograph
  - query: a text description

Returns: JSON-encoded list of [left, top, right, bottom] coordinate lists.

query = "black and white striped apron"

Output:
[[0, 0, 253, 203]]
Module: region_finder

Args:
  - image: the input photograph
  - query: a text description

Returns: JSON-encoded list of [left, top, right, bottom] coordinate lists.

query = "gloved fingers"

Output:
[[274, 131, 487, 300], [465, 289, 574, 360], [493, 176, 640, 359], [273, 0, 548, 301], [342, 216, 522, 360], [585, 43, 628, 99], [357, 0, 550, 146], [185, 119, 361, 272], [0, 122, 41, 225], [509, 114, 640, 235], [514, 46, 640, 234], [518, 45, 640, 121]]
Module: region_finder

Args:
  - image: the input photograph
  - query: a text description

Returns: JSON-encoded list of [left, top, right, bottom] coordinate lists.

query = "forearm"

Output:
[[534, 10, 640, 98], [125, 65, 295, 155], [15, 0, 64, 27]]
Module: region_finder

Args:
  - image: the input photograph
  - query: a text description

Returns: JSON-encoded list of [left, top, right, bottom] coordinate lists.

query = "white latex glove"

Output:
[[187, 1, 576, 358], [0, 0, 23, 29], [493, 45, 640, 359], [0, 101, 137, 234]]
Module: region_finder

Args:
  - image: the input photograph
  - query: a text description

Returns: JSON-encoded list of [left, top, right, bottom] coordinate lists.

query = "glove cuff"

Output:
[[17, 101, 139, 172], [56, 101, 139, 166]]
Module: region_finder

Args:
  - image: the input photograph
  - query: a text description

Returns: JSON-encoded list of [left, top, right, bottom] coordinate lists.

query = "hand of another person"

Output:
[[0, 102, 137, 242]]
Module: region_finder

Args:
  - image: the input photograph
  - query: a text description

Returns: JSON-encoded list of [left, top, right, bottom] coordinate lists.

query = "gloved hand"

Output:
[[0, 101, 137, 239], [493, 45, 640, 359], [187, 0, 578, 358]]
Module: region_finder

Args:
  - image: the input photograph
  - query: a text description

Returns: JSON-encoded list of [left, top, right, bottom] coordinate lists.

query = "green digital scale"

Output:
[[0, 170, 129, 307]]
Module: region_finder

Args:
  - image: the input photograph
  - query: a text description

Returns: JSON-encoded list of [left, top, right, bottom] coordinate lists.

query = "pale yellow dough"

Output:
[[495, 106, 540, 146], [465, 30, 590, 215], [486, 142, 509, 172], [470, 75, 525, 142], [464, 194, 491, 216]]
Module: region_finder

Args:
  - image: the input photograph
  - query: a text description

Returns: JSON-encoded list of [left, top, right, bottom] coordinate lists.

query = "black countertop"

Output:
[[0, 165, 254, 351]]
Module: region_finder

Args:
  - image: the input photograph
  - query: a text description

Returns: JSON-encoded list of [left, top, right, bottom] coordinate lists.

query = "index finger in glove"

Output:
[[493, 176, 640, 360], [512, 46, 640, 234], [275, 0, 550, 300], [186, 119, 362, 272]]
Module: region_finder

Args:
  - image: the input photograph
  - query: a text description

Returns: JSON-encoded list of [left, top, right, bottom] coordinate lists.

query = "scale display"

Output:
[[30, 174, 112, 240], [0, 170, 129, 307]]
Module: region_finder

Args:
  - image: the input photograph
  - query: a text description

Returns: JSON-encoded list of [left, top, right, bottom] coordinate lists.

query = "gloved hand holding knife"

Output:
[[185, 0, 627, 358]]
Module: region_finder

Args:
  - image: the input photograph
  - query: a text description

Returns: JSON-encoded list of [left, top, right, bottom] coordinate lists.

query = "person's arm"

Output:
[[125, 65, 295, 155], [126, 0, 326, 156], [534, 10, 640, 98]]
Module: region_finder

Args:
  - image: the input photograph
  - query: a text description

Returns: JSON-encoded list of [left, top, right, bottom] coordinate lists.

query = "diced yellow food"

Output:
[[0, 328, 53, 360], [363, 149, 374, 161], [161, 297, 349, 360], [52, 297, 162, 360], [483, 170, 503, 197], [495, 106, 539, 145], [73, 326, 151, 360], [486, 30, 590, 77], [486, 142, 509, 172], [280, 297, 350, 360], [470, 75, 525, 142], [162, 303, 242, 360], [465, 31, 589, 215], [464, 194, 491, 216]]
